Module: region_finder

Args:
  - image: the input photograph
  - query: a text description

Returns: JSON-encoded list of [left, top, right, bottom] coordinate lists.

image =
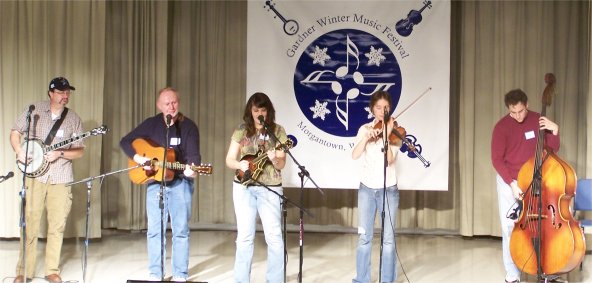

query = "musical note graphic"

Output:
[[264, 0, 300, 36], [300, 35, 396, 131]]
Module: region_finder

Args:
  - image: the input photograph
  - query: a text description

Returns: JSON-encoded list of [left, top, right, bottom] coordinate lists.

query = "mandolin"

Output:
[[235, 139, 293, 186]]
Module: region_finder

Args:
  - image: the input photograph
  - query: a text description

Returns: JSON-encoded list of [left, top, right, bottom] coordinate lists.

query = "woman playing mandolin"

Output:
[[225, 92, 288, 283]]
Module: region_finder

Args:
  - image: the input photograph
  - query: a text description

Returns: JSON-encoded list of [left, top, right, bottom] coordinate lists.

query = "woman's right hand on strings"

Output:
[[238, 160, 250, 172]]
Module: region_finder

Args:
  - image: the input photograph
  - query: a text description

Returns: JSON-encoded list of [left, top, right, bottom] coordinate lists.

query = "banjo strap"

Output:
[[44, 107, 69, 145]]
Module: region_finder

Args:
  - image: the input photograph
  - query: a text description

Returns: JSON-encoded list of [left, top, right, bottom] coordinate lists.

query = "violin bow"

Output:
[[391, 87, 432, 120]]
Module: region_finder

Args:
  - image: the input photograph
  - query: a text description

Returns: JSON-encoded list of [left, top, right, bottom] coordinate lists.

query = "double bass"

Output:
[[509, 74, 585, 278]]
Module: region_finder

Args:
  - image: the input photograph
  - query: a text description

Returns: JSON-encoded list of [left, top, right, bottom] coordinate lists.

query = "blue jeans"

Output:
[[496, 175, 520, 280], [232, 182, 284, 283], [146, 177, 193, 279], [353, 183, 399, 283]]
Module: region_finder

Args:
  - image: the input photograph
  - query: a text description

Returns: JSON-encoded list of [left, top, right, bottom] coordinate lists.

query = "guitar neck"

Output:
[[155, 161, 203, 172], [156, 161, 185, 171], [46, 131, 92, 152]]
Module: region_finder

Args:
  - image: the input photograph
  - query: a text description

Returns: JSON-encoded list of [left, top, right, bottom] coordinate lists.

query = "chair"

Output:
[[575, 178, 592, 270]]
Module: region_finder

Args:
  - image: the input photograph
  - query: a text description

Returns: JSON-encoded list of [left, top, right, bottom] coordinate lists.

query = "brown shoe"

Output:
[[45, 274, 63, 283]]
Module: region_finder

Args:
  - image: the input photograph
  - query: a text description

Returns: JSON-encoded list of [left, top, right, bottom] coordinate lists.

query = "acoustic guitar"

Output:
[[128, 138, 212, 184]]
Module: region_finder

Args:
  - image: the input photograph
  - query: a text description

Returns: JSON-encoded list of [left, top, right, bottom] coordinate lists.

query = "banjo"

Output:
[[17, 125, 108, 177]]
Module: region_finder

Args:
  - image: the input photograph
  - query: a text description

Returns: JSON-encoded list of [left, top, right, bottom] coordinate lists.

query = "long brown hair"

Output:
[[243, 92, 277, 137]]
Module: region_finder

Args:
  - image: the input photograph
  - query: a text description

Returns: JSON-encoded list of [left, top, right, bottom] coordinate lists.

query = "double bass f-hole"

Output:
[[547, 205, 562, 229]]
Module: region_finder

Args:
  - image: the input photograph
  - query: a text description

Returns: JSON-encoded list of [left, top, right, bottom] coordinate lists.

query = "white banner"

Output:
[[247, 0, 450, 190]]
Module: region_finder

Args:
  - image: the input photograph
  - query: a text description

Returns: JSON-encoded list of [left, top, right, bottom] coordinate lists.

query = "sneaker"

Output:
[[146, 275, 161, 281], [505, 277, 520, 283], [171, 277, 187, 282]]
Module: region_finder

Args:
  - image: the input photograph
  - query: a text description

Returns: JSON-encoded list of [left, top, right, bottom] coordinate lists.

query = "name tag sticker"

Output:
[[524, 130, 535, 140], [170, 137, 181, 145], [56, 129, 65, 138]]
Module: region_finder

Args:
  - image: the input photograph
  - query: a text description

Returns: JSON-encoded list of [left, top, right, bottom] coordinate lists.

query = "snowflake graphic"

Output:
[[365, 46, 386, 67], [308, 46, 331, 66], [364, 107, 374, 119], [310, 100, 331, 120]]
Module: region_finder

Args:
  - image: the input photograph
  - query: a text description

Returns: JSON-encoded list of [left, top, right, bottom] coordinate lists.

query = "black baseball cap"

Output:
[[48, 77, 76, 91]]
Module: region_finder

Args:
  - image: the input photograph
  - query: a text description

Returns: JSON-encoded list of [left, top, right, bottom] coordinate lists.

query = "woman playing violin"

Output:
[[351, 90, 400, 283]]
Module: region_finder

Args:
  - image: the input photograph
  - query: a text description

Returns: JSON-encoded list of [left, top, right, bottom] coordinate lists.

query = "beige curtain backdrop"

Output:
[[0, 1, 105, 238], [0, 0, 590, 239]]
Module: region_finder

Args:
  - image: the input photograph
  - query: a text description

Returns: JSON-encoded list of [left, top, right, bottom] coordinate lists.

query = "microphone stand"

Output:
[[259, 118, 324, 283], [378, 113, 389, 283], [159, 115, 172, 281], [19, 107, 34, 279], [0, 172, 14, 183], [65, 164, 144, 283]]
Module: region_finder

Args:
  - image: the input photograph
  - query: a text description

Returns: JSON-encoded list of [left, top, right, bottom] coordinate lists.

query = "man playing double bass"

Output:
[[491, 89, 560, 283]]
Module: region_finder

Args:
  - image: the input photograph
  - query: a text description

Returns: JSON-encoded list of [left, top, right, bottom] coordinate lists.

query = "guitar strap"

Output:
[[44, 107, 69, 145]]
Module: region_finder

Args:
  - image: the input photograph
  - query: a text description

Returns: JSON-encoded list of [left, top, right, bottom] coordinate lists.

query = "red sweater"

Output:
[[491, 111, 560, 185]]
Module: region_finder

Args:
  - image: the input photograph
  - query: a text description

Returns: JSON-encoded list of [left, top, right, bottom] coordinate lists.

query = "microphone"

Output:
[[165, 114, 172, 127], [257, 115, 269, 130], [26, 104, 35, 118], [0, 171, 14, 183]]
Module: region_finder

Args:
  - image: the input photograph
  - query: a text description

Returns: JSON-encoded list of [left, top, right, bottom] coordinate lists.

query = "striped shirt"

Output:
[[12, 100, 84, 184]]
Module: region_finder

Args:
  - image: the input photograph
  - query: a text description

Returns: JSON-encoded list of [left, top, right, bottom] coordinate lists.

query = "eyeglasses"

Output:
[[53, 90, 72, 95]]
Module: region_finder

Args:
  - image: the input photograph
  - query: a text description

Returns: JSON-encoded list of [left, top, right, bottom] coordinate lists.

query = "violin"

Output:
[[371, 119, 431, 167], [372, 120, 407, 147]]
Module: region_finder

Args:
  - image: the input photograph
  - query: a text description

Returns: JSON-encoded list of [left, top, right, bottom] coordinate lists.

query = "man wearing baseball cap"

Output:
[[10, 76, 85, 283]]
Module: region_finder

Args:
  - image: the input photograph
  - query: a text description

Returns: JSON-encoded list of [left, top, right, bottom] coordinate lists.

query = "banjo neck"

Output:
[[43, 130, 94, 152]]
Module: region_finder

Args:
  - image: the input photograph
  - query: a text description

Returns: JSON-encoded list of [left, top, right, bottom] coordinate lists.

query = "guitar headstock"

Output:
[[194, 164, 213, 176], [91, 125, 109, 136]]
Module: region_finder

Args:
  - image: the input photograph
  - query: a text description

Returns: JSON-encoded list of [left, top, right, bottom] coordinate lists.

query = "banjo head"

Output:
[[17, 138, 48, 177]]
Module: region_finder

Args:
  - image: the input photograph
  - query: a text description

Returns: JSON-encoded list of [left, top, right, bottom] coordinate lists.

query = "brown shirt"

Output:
[[13, 100, 84, 184]]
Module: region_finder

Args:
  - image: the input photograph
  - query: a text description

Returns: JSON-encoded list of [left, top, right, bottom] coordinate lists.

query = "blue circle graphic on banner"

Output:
[[293, 29, 402, 137]]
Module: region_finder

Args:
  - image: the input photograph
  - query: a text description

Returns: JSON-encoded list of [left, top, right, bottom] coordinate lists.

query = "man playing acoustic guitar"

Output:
[[120, 87, 201, 282]]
